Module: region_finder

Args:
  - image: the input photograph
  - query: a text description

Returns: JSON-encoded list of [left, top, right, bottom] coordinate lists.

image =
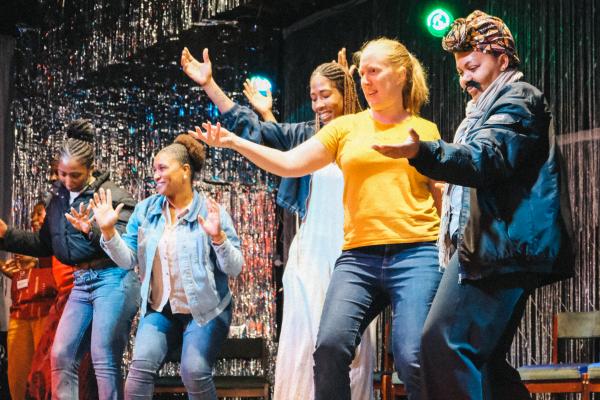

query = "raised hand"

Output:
[[65, 201, 94, 234], [0, 259, 20, 279], [243, 79, 273, 116], [89, 188, 124, 240], [336, 47, 357, 76], [198, 197, 222, 240], [14, 254, 37, 270], [188, 122, 237, 149], [372, 128, 421, 159], [181, 47, 213, 87]]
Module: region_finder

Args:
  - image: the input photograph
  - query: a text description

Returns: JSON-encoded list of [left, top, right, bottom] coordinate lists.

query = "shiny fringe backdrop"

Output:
[[8, 0, 600, 398], [10, 0, 281, 387], [280, 1, 599, 398]]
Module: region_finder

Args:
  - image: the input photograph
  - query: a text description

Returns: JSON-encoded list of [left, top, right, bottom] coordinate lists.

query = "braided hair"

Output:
[[310, 62, 362, 128], [58, 119, 95, 169]]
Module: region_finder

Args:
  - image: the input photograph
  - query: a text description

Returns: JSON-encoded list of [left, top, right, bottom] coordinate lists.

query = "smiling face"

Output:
[[454, 50, 509, 102], [358, 44, 406, 111], [309, 74, 344, 125], [57, 157, 92, 192], [153, 152, 190, 197], [30, 204, 46, 232]]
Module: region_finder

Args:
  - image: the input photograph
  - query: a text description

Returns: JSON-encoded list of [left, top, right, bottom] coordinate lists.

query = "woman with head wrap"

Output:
[[372, 10, 573, 400]]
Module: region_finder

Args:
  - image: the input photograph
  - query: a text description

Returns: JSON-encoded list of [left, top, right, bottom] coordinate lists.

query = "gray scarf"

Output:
[[437, 69, 523, 268]]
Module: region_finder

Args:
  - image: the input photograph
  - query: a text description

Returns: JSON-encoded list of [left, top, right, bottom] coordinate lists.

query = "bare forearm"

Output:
[[231, 137, 301, 177], [202, 79, 235, 114], [260, 110, 277, 122], [231, 136, 327, 177]]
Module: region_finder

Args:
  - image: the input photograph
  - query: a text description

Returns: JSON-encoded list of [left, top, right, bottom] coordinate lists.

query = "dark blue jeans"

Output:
[[420, 252, 536, 400], [313, 242, 441, 400], [124, 302, 232, 399]]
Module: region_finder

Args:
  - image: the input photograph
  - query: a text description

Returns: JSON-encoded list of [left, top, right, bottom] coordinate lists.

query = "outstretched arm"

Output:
[[181, 47, 235, 114], [0, 215, 53, 257], [189, 122, 332, 177]]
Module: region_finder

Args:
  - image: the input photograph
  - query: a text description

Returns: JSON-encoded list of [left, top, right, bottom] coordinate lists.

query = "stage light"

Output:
[[249, 76, 272, 95], [426, 8, 453, 37]]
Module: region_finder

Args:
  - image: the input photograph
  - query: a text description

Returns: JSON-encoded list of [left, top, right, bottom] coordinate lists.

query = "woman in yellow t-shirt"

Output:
[[190, 38, 442, 400]]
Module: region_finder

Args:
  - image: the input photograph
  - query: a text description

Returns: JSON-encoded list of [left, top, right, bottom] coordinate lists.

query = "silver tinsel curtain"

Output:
[[6, 0, 600, 398], [9, 0, 281, 385]]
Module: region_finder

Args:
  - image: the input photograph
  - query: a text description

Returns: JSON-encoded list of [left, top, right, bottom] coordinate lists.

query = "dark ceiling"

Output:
[[0, 0, 355, 36], [215, 0, 357, 26]]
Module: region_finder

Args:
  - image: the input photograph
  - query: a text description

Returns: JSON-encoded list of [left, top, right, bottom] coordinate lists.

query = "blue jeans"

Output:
[[124, 302, 232, 399], [420, 252, 535, 400], [51, 267, 140, 400], [313, 242, 441, 400]]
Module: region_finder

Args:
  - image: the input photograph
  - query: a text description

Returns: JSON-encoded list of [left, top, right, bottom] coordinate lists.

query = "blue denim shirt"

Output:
[[221, 104, 315, 218], [410, 82, 573, 283], [100, 191, 244, 325]]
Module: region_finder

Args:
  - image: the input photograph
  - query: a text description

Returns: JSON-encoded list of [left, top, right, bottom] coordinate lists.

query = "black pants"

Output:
[[420, 252, 536, 400]]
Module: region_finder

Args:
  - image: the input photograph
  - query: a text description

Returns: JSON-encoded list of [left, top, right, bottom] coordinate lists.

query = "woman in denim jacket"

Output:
[[70, 134, 243, 399]]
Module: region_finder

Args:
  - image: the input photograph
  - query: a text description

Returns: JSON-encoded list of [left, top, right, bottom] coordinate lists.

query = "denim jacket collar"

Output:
[[146, 191, 206, 223]]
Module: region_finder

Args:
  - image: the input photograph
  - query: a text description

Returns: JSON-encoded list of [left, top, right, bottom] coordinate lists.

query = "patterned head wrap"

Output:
[[442, 10, 520, 67]]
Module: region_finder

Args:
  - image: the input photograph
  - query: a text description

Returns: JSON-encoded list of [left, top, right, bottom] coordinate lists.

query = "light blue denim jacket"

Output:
[[100, 191, 244, 325]]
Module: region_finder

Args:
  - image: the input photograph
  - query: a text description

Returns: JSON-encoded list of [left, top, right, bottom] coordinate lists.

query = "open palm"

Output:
[[65, 201, 94, 234], [372, 128, 421, 159], [198, 197, 221, 237], [188, 122, 237, 149], [90, 188, 124, 232], [181, 47, 213, 86], [243, 79, 273, 115]]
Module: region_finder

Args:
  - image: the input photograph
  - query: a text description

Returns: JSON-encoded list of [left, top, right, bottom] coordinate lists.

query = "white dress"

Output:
[[273, 163, 376, 400]]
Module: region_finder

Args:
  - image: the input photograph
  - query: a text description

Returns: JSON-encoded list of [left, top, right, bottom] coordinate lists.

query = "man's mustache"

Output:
[[464, 80, 482, 92]]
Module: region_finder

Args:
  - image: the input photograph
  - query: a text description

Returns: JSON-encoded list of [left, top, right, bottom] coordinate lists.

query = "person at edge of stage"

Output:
[[1, 202, 56, 400], [0, 119, 140, 400], [371, 10, 574, 400]]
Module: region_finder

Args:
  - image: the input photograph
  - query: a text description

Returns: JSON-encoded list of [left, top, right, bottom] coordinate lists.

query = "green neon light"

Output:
[[426, 8, 453, 37]]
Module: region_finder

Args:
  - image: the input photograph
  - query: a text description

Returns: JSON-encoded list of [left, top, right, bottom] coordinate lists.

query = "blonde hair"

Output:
[[310, 62, 362, 128], [359, 38, 429, 115]]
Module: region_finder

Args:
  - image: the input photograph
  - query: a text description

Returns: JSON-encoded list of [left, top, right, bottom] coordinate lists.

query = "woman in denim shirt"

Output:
[[70, 134, 243, 399]]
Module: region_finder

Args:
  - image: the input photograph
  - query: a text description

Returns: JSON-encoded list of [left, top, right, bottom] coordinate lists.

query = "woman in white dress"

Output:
[[181, 47, 376, 400]]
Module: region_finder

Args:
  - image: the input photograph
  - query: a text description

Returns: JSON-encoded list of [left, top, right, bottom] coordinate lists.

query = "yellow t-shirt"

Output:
[[314, 110, 440, 250]]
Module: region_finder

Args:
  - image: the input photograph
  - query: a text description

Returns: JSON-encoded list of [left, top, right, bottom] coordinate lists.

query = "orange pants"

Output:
[[7, 316, 48, 400]]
